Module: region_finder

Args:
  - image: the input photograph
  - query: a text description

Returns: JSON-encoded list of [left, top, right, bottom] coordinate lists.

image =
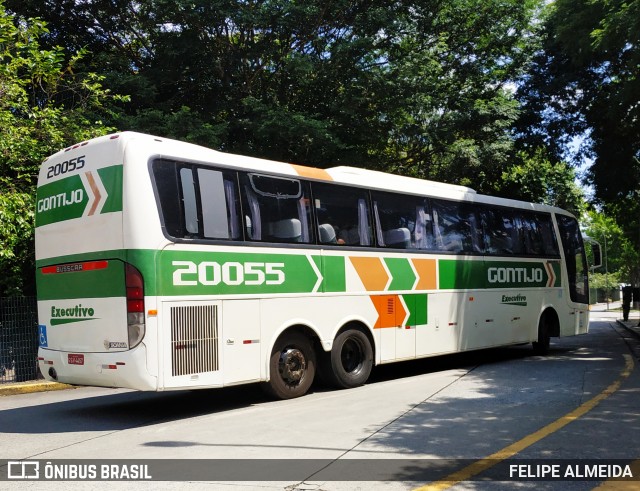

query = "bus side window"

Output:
[[371, 191, 433, 250], [537, 214, 560, 256], [482, 207, 514, 255], [432, 200, 482, 253], [513, 212, 548, 256], [312, 183, 372, 246], [197, 168, 241, 240], [179, 167, 199, 236], [239, 173, 312, 244], [152, 161, 187, 238]]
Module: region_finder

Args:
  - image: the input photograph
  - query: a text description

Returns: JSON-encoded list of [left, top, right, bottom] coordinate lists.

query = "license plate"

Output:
[[68, 354, 84, 365]]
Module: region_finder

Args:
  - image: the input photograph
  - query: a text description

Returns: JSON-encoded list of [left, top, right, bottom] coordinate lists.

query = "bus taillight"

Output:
[[125, 264, 145, 348]]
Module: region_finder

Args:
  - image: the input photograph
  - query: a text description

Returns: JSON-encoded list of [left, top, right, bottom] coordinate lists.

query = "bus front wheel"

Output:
[[264, 332, 316, 399], [327, 329, 373, 389], [532, 314, 551, 355]]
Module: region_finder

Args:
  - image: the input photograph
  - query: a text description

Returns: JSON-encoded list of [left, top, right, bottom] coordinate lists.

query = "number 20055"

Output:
[[47, 155, 86, 178], [172, 261, 285, 286]]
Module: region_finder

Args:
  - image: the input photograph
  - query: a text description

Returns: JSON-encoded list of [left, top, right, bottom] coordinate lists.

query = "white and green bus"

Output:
[[35, 132, 596, 399]]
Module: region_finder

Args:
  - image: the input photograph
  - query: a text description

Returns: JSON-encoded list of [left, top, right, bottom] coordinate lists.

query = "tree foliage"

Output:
[[0, 1, 125, 295], [9, 0, 628, 294], [9, 0, 543, 193], [518, 0, 640, 277], [500, 148, 585, 217]]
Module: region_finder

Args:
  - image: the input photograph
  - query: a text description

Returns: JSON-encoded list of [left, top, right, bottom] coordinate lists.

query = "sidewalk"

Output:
[[616, 315, 640, 340], [0, 379, 74, 396], [597, 300, 640, 339]]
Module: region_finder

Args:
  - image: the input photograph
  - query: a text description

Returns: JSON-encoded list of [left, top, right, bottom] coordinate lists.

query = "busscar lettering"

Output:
[[56, 263, 84, 273]]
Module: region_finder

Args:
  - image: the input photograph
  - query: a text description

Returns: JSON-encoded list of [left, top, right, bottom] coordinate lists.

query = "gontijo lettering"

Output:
[[37, 189, 84, 212], [488, 266, 544, 284]]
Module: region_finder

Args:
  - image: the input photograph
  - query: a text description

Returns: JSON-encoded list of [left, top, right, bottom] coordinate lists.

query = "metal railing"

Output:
[[1, 296, 40, 384]]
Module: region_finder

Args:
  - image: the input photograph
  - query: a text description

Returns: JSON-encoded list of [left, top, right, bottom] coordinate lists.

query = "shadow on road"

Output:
[[0, 342, 559, 436]]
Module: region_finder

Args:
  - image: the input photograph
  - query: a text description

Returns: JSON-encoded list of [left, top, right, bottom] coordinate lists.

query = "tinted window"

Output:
[[152, 160, 240, 240], [482, 208, 516, 255], [372, 191, 433, 249], [313, 183, 372, 246], [482, 207, 559, 257], [180, 167, 199, 235], [432, 200, 483, 253], [557, 215, 589, 304], [152, 162, 183, 237], [240, 173, 312, 243]]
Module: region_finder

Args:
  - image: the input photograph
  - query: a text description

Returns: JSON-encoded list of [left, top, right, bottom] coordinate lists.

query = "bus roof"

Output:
[[44, 131, 571, 217]]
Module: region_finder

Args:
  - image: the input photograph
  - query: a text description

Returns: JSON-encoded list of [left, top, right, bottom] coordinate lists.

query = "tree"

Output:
[[581, 209, 640, 287], [0, 1, 125, 295], [517, 0, 640, 280], [499, 148, 585, 217], [8, 1, 546, 195]]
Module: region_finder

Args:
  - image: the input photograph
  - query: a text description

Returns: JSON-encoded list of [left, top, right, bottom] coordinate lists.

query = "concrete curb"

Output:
[[616, 318, 640, 340], [0, 381, 74, 396]]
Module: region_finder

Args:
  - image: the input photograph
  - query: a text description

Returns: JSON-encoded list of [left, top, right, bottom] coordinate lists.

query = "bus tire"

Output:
[[328, 329, 373, 389], [264, 332, 316, 399], [532, 313, 551, 355]]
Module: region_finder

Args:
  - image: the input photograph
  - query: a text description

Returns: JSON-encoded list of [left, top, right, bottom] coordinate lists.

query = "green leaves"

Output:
[[0, 192, 35, 296], [0, 1, 125, 295]]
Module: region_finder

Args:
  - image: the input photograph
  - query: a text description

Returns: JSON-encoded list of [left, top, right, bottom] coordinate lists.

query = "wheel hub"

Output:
[[279, 348, 306, 384]]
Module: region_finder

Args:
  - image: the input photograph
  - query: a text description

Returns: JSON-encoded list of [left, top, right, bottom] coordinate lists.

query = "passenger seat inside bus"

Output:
[[268, 219, 302, 242], [318, 223, 337, 244], [384, 228, 411, 248]]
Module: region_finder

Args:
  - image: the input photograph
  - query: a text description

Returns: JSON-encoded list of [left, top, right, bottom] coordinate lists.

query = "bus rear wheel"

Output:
[[327, 329, 373, 389], [264, 332, 316, 399]]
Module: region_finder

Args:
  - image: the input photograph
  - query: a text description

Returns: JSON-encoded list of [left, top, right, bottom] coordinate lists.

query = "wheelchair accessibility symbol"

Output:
[[38, 325, 48, 348]]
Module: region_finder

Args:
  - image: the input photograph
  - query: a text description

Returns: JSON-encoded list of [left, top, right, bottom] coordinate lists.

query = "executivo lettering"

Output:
[[50, 304, 97, 325], [501, 294, 527, 306], [488, 266, 544, 284]]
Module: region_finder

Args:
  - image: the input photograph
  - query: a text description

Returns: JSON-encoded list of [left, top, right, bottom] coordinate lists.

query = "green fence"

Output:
[[0, 296, 40, 384]]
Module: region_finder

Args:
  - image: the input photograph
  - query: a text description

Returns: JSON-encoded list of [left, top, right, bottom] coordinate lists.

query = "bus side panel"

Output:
[[222, 299, 261, 385], [159, 299, 225, 389]]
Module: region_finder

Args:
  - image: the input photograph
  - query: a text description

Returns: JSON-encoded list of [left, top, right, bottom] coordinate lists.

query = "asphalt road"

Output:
[[1, 314, 639, 490]]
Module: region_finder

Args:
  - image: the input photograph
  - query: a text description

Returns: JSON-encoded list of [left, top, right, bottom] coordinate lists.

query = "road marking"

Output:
[[414, 354, 635, 491], [593, 459, 640, 489]]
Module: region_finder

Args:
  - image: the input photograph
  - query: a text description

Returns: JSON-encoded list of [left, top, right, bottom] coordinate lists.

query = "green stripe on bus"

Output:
[[402, 293, 428, 326], [35, 165, 123, 227], [37, 249, 562, 300], [157, 251, 323, 296], [439, 259, 487, 290], [321, 256, 346, 293], [36, 175, 87, 227], [385, 258, 417, 291], [98, 165, 124, 214], [439, 259, 560, 289], [36, 260, 125, 300]]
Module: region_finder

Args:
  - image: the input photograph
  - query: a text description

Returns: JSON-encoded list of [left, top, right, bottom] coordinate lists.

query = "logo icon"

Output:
[[38, 325, 48, 348], [8, 461, 39, 479]]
